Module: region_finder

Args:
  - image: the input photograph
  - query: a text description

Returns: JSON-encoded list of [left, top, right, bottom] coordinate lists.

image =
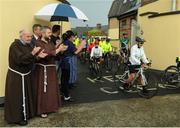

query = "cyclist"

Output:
[[123, 36, 149, 93], [102, 37, 112, 57], [101, 37, 112, 70], [90, 38, 103, 79], [87, 40, 94, 54], [120, 33, 130, 58], [90, 38, 103, 64], [90, 38, 103, 59]]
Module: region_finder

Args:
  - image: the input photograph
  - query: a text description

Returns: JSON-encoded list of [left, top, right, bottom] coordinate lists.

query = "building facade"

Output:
[[138, 0, 180, 70], [0, 0, 71, 100], [108, 0, 140, 49]]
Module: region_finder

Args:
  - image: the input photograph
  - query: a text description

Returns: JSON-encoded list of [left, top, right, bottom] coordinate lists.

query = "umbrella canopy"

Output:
[[35, 3, 89, 22]]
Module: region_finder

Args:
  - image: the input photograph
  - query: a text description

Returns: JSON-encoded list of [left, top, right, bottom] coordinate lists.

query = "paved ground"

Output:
[[1, 94, 180, 127], [1, 60, 180, 127]]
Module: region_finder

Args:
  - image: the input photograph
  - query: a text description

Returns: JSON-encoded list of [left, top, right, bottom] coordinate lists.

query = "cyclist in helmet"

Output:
[[90, 38, 103, 63], [124, 36, 149, 93], [101, 37, 112, 57], [120, 33, 130, 57]]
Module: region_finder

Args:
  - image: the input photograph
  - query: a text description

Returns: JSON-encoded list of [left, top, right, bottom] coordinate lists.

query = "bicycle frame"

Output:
[[90, 58, 102, 74], [118, 70, 129, 83], [119, 67, 148, 87]]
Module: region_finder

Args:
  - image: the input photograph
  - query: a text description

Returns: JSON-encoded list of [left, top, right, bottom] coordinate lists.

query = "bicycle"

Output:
[[100, 63, 159, 99], [89, 57, 102, 80], [161, 57, 180, 89], [120, 48, 130, 64], [103, 52, 112, 71], [105, 48, 130, 76]]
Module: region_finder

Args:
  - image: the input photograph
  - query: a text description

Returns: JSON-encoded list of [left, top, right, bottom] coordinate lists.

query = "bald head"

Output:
[[19, 29, 32, 44]]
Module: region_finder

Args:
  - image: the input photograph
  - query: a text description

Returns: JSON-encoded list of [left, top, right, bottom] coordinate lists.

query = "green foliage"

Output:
[[72, 31, 78, 36], [88, 29, 103, 36]]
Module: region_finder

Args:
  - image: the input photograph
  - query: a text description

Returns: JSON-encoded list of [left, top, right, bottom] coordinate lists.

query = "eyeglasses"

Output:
[[139, 42, 144, 44]]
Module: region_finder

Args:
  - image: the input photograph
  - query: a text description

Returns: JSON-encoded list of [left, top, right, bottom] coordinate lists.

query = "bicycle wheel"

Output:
[[161, 66, 180, 89], [94, 62, 102, 79], [104, 57, 111, 71], [119, 62, 129, 75], [116, 71, 129, 91], [110, 54, 120, 74], [138, 74, 159, 99], [89, 61, 94, 75], [111, 59, 119, 75]]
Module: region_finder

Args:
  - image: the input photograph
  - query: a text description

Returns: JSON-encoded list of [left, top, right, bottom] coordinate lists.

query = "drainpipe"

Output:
[[172, 0, 177, 11]]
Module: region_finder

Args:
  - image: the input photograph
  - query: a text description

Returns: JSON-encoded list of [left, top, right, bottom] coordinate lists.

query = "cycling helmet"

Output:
[[136, 36, 146, 43], [106, 37, 110, 42], [95, 37, 100, 42]]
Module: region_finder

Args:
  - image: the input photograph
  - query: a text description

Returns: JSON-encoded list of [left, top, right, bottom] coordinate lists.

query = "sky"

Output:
[[68, 0, 113, 28]]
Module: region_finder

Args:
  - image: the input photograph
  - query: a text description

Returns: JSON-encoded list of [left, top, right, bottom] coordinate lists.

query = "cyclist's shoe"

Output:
[[64, 96, 75, 102]]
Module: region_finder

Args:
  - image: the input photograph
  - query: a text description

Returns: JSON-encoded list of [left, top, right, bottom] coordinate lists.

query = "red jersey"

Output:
[[87, 42, 94, 53]]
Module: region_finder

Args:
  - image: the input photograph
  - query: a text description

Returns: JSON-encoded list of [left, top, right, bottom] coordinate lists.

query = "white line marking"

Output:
[[100, 87, 119, 94], [103, 76, 114, 82], [94, 78, 105, 82], [86, 77, 95, 83], [158, 83, 180, 89]]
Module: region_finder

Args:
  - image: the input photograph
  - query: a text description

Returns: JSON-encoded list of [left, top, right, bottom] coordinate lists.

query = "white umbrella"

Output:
[[35, 3, 89, 22]]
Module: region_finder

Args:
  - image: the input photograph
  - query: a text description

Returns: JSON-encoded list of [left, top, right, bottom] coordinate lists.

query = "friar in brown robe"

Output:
[[33, 26, 67, 117], [5, 30, 47, 125]]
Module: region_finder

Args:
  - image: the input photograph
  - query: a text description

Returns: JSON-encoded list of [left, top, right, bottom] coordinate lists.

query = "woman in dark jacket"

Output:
[[61, 30, 85, 101]]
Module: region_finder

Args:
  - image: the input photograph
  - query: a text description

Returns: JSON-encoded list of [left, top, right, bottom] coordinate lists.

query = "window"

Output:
[[131, 17, 137, 23], [121, 20, 127, 29]]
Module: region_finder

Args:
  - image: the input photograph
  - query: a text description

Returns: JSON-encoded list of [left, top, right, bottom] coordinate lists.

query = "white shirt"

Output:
[[129, 44, 149, 65], [90, 46, 103, 58], [33, 34, 39, 40]]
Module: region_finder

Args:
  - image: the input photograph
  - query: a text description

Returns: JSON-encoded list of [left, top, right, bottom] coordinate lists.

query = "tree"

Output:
[[88, 29, 103, 37]]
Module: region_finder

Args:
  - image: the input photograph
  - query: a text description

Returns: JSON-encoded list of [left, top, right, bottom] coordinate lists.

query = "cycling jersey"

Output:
[[90, 46, 103, 58], [87, 43, 94, 53], [129, 44, 149, 65], [101, 42, 112, 54], [120, 38, 129, 49]]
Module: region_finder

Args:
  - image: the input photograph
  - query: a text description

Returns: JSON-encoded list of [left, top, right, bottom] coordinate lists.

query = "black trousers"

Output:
[[128, 65, 141, 73], [61, 69, 70, 98]]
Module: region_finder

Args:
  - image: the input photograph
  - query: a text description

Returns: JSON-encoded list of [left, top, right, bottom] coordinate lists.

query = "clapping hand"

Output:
[[59, 43, 68, 51], [56, 43, 68, 54], [80, 39, 86, 49], [37, 49, 48, 58], [31, 46, 41, 56], [55, 39, 62, 48]]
